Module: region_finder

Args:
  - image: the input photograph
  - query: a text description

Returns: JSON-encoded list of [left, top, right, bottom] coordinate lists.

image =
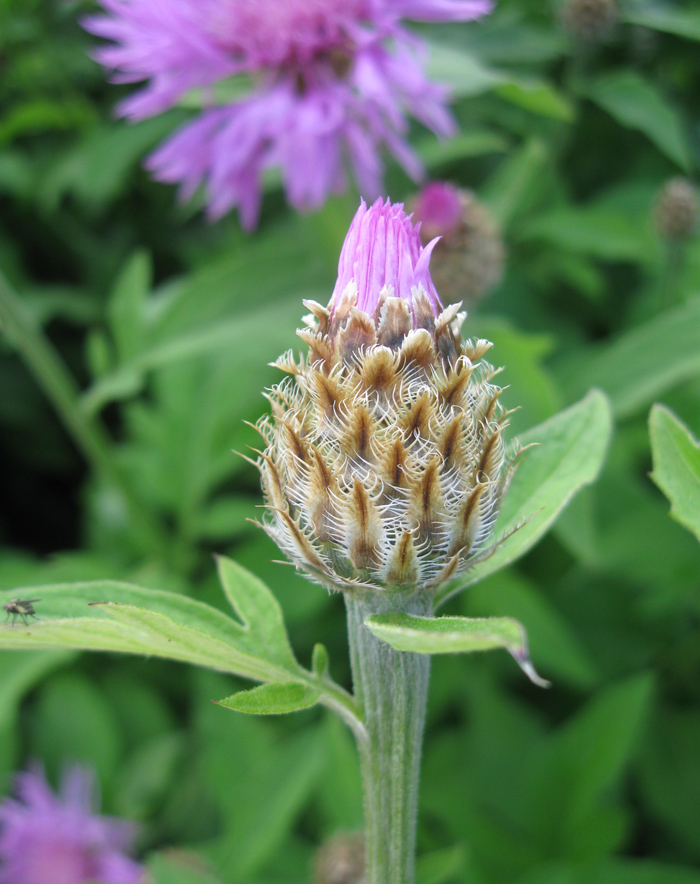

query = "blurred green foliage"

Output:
[[0, 0, 699, 882]]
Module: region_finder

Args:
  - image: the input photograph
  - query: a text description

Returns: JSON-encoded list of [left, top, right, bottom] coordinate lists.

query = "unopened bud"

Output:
[[411, 182, 504, 306], [256, 198, 512, 596], [653, 178, 698, 243], [314, 833, 365, 884]]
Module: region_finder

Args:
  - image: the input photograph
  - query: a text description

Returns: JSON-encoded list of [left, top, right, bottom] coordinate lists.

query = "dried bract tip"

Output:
[[411, 183, 504, 306], [653, 178, 698, 242], [257, 199, 511, 595]]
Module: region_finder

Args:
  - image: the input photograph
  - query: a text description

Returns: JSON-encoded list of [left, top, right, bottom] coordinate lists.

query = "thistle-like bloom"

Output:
[[256, 198, 511, 594], [0, 766, 145, 884], [84, 0, 492, 227], [411, 181, 504, 304]]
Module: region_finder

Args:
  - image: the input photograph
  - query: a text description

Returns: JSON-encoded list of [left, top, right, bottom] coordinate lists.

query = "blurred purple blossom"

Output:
[[411, 180, 463, 240], [84, 0, 493, 227], [0, 766, 145, 884], [330, 196, 442, 316]]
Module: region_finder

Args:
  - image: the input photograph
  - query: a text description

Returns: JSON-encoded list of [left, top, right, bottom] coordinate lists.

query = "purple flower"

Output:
[[411, 180, 463, 240], [330, 196, 441, 317], [84, 0, 493, 227], [0, 766, 146, 884]]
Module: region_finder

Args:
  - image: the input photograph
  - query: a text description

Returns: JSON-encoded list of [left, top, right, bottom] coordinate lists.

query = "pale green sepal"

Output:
[[436, 390, 612, 607], [365, 612, 550, 688], [216, 681, 321, 715], [649, 404, 700, 543]]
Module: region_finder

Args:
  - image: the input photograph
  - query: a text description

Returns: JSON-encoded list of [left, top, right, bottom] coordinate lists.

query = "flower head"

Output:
[[0, 766, 146, 884], [256, 198, 511, 594], [411, 181, 504, 304], [653, 177, 698, 243], [84, 0, 493, 227]]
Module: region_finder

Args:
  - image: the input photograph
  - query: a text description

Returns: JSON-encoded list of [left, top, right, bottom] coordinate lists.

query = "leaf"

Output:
[[462, 571, 599, 689], [213, 727, 325, 882], [214, 555, 299, 672], [622, 7, 700, 41], [365, 612, 549, 687], [436, 390, 612, 605], [419, 129, 509, 169], [517, 859, 700, 884], [482, 139, 550, 228], [0, 650, 74, 726], [519, 182, 658, 264], [108, 251, 150, 363], [522, 674, 654, 858], [0, 565, 301, 686], [649, 404, 700, 542], [416, 845, 467, 884], [425, 44, 504, 97], [217, 681, 321, 715], [496, 80, 574, 121], [148, 852, 223, 884], [585, 71, 691, 171], [558, 298, 700, 418]]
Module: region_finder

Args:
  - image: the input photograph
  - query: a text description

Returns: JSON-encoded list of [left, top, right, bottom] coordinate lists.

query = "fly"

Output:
[[3, 599, 41, 626]]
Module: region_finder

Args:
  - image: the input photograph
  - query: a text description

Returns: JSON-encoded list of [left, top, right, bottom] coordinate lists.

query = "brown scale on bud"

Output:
[[255, 198, 514, 595]]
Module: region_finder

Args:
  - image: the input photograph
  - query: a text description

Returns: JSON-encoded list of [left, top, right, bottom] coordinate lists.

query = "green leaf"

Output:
[[365, 612, 549, 687], [496, 80, 574, 121], [215, 555, 299, 672], [520, 182, 658, 264], [217, 681, 321, 715], [585, 71, 691, 171], [462, 571, 599, 689], [425, 44, 504, 97], [0, 566, 301, 685], [522, 674, 654, 858], [436, 390, 612, 605], [649, 405, 700, 542], [517, 859, 700, 884], [623, 7, 700, 41], [0, 650, 74, 726], [416, 845, 467, 884], [558, 298, 700, 418], [482, 139, 550, 228], [148, 852, 223, 884], [107, 250, 150, 363]]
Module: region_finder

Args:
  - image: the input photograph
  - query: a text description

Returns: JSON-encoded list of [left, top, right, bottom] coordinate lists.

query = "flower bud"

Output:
[[411, 182, 504, 306], [653, 178, 698, 243], [314, 833, 365, 884], [256, 198, 511, 595], [559, 0, 618, 42]]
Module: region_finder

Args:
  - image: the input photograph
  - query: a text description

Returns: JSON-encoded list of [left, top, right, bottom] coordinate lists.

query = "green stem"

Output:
[[345, 590, 432, 884], [0, 270, 166, 556]]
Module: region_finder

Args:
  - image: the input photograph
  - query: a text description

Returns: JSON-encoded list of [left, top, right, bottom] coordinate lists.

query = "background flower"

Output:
[[84, 0, 492, 226], [0, 766, 145, 884]]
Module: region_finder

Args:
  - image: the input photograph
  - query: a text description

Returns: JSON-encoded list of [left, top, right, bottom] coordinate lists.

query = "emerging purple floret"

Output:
[[83, 0, 493, 227], [0, 766, 145, 884], [330, 196, 442, 317]]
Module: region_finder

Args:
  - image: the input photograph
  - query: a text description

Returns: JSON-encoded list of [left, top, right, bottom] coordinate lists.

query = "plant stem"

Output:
[[0, 269, 166, 556], [345, 590, 432, 884]]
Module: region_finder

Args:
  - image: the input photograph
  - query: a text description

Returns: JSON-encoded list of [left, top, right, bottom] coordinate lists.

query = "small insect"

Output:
[[3, 599, 41, 626]]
